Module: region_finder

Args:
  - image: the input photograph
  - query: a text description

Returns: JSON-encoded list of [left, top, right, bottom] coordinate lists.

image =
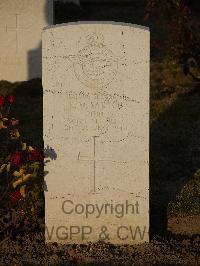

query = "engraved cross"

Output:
[[78, 136, 99, 193], [78, 136, 126, 193], [4, 14, 28, 54]]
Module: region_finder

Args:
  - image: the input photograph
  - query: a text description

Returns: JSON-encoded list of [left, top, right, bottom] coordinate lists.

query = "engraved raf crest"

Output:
[[68, 32, 119, 89]]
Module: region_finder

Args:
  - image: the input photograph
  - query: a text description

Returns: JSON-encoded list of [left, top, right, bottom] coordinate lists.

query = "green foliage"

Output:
[[168, 169, 200, 216], [0, 93, 44, 231], [145, 0, 200, 80]]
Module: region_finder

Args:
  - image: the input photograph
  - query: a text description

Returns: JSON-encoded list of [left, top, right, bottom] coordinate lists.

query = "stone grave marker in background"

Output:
[[43, 22, 149, 244], [0, 0, 53, 82]]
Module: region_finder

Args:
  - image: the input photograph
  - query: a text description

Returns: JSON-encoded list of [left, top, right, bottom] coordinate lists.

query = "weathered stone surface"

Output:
[[0, 0, 53, 82], [43, 22, 149, 244]]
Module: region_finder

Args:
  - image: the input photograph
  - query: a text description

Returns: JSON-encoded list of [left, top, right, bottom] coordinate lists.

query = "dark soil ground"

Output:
[[0, 233, 199, 265]]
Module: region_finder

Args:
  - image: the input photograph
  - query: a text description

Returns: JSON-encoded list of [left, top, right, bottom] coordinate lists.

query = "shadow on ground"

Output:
[[150, 86, 200, 237]]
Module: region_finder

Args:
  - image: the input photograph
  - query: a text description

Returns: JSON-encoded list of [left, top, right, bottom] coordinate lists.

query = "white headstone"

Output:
[[0, 0, 53, 82], [43, 22, 149, 244]]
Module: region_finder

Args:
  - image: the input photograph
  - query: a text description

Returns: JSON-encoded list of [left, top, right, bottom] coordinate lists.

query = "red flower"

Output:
[[10, 191, 22, 203], [28, 149, 44, 163], [0, 95, 5, 109], [10, 151, 24, 166], [8, 95, 14, 104]]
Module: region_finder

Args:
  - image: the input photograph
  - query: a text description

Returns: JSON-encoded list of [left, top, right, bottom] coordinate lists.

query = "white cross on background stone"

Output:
[[4, 13, 28, 54]]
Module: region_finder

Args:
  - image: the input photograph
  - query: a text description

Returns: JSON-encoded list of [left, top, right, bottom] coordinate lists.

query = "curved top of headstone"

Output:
[[43, 21, 149, 31]]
